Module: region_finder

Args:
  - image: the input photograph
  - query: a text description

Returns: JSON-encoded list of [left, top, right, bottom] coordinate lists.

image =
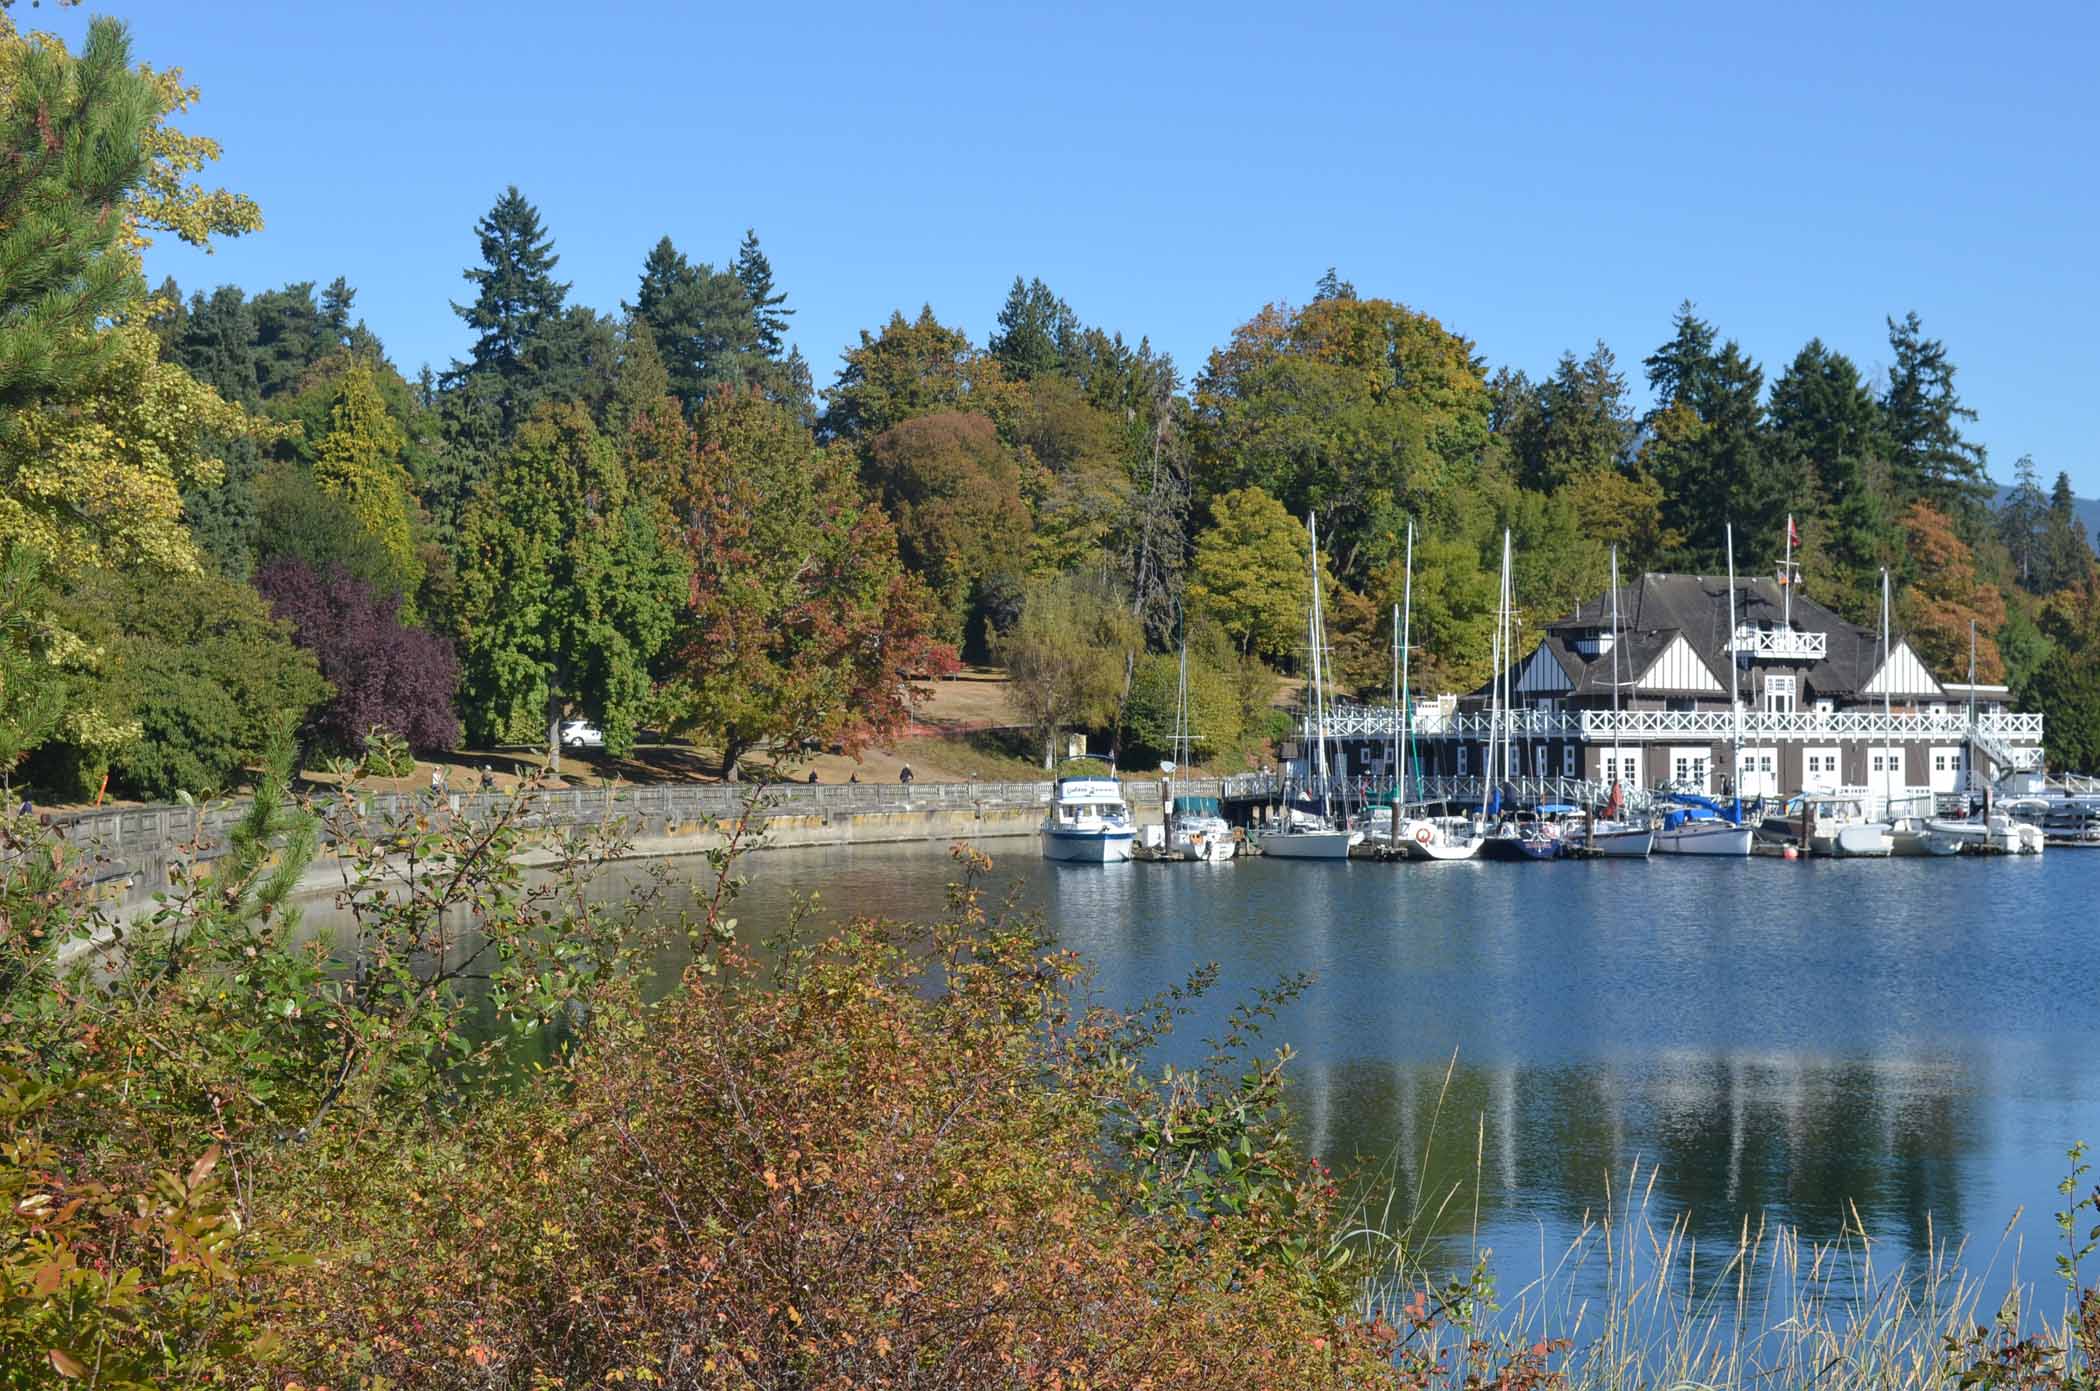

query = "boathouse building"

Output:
[[1314, 573, 2044, 800]]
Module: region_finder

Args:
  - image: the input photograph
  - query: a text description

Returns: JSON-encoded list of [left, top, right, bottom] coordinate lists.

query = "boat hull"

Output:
[[1811, 824, 1892, 857], [1041, 828, 1135, 863], [1257, 829, 1361, 860], [1889, 827, 1962, 857], [1168, 830, 1237, 862], [1588, 826, 1655, 857], [1653, 823, 1754, 856]]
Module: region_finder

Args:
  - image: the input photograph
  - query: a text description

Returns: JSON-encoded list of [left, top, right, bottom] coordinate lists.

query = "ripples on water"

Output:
[[712, 841, 2099, 1304]]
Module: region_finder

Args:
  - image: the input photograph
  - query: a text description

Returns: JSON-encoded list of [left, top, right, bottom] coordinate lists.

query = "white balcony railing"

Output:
[[1307, 703, 2045, 745], [1727, 625, 1827, 660]]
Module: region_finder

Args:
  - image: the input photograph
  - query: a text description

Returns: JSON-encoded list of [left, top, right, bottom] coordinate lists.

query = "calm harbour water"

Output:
[[714, 839, 2099, 1302]]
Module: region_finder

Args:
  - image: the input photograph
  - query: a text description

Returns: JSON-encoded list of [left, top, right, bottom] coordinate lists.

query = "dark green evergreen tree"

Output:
[[1512, 341, 1632, 490], [446, 186, 578, 431], [1882, 310, 1988, 507], [1996, 453, 2050, 591], [250, 282, 333, 400], [1767, 338, 1892, 603], [1311, 267, 1357, 302], [734, 228, 793, 358], [0, 16, 153, 415], [1641, 300, 1718, 415], [625, 235, 762, 414], [990, 276, 1077, 381], [2038, 470, 2095, 592]]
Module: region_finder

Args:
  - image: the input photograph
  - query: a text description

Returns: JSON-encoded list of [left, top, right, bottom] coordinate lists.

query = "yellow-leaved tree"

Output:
[[0, 13, 272, 786]]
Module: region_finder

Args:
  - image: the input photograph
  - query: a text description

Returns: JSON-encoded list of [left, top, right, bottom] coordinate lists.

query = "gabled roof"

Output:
[[1524, 573, 1934, 700]]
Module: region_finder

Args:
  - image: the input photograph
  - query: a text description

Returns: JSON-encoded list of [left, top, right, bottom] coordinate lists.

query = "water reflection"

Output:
[[300, 838, 2100, 1296], [709, 842, 2099, 1294]]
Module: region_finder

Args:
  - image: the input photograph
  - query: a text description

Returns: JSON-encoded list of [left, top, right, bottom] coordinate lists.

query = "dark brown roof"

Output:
[[1525, 573, 1914, 700]]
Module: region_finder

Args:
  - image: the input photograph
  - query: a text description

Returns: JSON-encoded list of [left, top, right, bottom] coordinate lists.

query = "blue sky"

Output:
[[70, 0, 2100, 492]]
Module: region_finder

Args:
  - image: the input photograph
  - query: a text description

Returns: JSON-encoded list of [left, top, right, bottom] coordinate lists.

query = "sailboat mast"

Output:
[[1308, 513, 1330, 821], [1609, 547, 1623, 787], [1400, 518, 1415, 807], [1726, 522, 1740, 810], [1881, 567, 1895, 816], [1783, 512, 1795, 631], [1501, 529, 1515, 790]]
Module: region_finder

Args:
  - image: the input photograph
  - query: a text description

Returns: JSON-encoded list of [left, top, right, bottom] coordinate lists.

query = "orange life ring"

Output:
[[1414, 827, 1433, 844]]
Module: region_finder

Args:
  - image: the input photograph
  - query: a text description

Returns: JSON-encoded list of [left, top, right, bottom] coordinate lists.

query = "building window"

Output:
[[1562, 744, 1578, 776], [1804, 747, 1841, 790], [1670, 746, 1711, 793], [1601, 751, 1642, 789], [1457, 745, 1469, 777], [1763, 674, 1796, 714], [1666, 698, 1696, 713]]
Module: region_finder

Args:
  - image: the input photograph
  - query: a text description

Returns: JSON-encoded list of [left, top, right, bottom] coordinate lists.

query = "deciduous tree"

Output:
[[997, 571, 1139, 769], [1898, 500, 2005, 682], [454, 402, 686, 771], [657, 391, 957, 780], [861, 411, 1032, 642], [255, 558, 460, 754], [1186, 487, 1312, 663]]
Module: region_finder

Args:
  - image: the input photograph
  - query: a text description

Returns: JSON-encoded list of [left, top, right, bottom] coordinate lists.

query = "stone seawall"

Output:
[[53, 784, 1166, 921]]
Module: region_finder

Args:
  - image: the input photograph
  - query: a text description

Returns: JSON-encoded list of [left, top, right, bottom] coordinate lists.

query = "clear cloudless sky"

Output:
[[55, 0, 2100, 491]]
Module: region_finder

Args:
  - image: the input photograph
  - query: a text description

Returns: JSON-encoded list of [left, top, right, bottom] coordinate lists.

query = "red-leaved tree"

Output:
[[653, 389, 956, 779], [255, 558, 461, 753]]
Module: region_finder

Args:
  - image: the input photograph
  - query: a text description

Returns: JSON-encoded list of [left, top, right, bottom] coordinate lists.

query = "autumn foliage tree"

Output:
[[1898, 500, 2006, 682], [658, 390, 956, 780], [861, 410, 1033, 642]]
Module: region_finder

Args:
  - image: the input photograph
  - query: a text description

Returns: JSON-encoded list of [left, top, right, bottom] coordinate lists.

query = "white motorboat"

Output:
[[1923, 812, 2038, 854], [1165, 793, 1236, 862], [1884, 797, 1961, 857], [1040, 777, 1136, 863], [1801, 796, 1891, 857]]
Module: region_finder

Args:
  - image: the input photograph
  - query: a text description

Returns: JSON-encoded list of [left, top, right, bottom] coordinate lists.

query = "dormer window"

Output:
[[1570, 628, 1615, 656]]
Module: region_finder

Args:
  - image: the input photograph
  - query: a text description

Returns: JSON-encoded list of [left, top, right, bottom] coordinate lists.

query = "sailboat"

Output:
[[1588, 546, 1654, 857], [1389, 519, 1483, 861], [1162, 634, 1236, 862], [1879, 570, 1959, 857], [1654, 525, 1752, 856], [1258, 513, 1363, 860]]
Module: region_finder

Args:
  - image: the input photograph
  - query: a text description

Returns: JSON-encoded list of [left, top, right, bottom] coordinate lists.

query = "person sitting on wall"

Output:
[[899, 764, 914, 785], [807, 770, 818, 784]]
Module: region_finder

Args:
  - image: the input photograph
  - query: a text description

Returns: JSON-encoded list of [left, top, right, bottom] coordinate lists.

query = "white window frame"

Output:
[[1868, 747, 1905, 801], [1929, 746, 1962, 794], [1763, 675, 1797, 714], [1804, 746, 1841, 792], [1670, 745, 1712, 794], [1600, 750, 1643, 790], [1561, 744, 1578, 777]]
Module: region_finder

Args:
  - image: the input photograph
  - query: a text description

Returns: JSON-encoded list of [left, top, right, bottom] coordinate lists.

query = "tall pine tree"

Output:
[[625, 235, 762, 414], [447, 186, 577, 432], [1882, 310, 1988, 508], [734, 228, 793, 357]]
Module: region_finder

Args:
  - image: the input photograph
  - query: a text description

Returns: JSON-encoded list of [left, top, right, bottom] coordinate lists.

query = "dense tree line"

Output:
[[3, 18, 2097, 801]]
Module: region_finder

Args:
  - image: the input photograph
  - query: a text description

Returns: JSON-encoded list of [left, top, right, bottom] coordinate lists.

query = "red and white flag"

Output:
[[1786, 515, 1799, 547]]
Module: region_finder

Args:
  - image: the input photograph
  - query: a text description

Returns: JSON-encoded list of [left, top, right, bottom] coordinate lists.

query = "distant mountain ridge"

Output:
[[1992, 484, 2100, 554]]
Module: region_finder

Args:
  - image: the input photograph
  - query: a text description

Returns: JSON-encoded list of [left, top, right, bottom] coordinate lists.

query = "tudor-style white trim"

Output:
[[1513, 644, 1574, 696], [1636, 634, 1725, 694], [1861, 640, 1945, 698]]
